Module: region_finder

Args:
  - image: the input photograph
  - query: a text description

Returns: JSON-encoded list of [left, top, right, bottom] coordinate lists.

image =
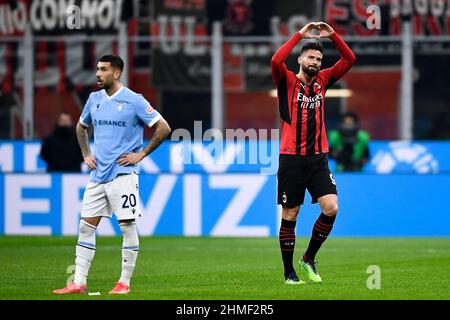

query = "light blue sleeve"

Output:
[[80, 94, 92, 127], [135, 94, 162, 127]]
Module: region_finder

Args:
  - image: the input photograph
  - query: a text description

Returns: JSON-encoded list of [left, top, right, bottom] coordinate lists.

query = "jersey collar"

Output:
[[103, 85, 124, 100]]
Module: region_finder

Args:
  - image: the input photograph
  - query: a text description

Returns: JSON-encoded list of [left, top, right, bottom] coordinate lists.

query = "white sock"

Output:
[[74, 220, 96, 286], [119, 221, 139, 287]]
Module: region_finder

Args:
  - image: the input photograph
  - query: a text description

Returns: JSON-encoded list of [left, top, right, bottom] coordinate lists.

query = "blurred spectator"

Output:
[[40, 112, 83, 172], [329, 112, 370, 172]]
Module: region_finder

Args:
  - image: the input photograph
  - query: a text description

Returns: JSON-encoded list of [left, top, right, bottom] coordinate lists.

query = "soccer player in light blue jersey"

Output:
[[53, 55, 171, 295]]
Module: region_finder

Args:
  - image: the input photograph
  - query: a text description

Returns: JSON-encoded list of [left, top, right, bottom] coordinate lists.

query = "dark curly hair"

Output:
[[99, 55, 124, 72], [300, 41, 324, 55]]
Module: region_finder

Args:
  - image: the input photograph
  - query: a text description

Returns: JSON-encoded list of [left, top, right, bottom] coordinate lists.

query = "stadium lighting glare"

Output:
[[270, 89, 353, 98], [323, 89, 353, 98]]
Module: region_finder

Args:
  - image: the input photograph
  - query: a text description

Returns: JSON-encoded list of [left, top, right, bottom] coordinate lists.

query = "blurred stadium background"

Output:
[[0, 0, 449, 299]]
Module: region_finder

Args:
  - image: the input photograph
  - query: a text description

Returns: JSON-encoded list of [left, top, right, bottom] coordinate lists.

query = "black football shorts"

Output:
[[277, 154, 337, 208]]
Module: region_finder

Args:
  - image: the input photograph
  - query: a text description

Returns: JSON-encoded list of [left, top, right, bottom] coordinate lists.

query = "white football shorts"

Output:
[[81, 172, 141, 220]]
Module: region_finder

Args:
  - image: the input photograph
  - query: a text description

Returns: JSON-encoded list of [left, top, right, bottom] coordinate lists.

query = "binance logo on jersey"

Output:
[[94, 120, 126, 127]]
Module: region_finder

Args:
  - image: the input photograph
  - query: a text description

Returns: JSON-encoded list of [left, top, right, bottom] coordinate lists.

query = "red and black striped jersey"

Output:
[[272, 32, 356, 156]]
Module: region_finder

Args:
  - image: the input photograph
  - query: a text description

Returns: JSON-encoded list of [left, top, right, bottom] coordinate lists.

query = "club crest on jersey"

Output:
[[314, 82, 321, 90], [146, 106, 154, 114], [117, 103, 124, 112]]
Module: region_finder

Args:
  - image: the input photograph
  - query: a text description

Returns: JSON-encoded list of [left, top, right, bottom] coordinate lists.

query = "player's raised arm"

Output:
[[317, 22, 356, 82], [271, 22, 318, 84]]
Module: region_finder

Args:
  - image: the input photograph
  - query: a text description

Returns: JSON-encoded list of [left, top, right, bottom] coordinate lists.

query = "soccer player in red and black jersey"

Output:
[[272, 22, 356, 284]]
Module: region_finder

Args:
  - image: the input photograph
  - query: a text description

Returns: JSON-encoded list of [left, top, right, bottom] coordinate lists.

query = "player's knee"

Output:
[[323, 203, 338, 217], [119, 220, 139, 247], [119, 220, 137, 234], [282, 206, 300, 220], [81, 217, 101, 228], [79, 219, 97, 237]]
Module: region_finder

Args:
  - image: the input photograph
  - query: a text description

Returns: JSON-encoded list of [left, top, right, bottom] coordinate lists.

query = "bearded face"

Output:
[[96, 62, 120, 90], [302, 63, 319, 77], [299, 49, 323, 77]]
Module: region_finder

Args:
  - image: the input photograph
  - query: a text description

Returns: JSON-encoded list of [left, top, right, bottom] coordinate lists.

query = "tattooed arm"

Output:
[[140, 118, 172, 156], [117, 118, 172, 166], [76, 121, 97, 170]]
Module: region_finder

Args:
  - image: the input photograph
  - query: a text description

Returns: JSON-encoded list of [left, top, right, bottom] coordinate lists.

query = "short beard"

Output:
[[99, 80, 112, 90], [302, 64, 319, 77]]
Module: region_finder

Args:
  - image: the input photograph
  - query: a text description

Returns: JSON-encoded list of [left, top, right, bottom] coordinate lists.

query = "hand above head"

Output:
[[316, 22, 335, 38], [299, 22, 320, 38]]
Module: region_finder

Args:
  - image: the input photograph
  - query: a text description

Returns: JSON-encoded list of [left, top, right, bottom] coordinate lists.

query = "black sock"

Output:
[[304, 213, 336, 262], [279, 219, 297, 277]]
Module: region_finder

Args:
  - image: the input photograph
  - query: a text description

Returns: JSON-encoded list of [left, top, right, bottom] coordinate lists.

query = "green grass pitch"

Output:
[[0, 236, 449, 300]]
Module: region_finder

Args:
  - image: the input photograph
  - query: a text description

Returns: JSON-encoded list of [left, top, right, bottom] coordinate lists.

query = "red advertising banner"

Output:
[[323, 0, 450, 36], [0, 0, 28, 36], [0, 0, 132, 36]]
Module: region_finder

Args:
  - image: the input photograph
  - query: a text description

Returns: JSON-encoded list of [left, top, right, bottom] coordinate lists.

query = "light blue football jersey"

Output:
[[80, 86, 162, 183]]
